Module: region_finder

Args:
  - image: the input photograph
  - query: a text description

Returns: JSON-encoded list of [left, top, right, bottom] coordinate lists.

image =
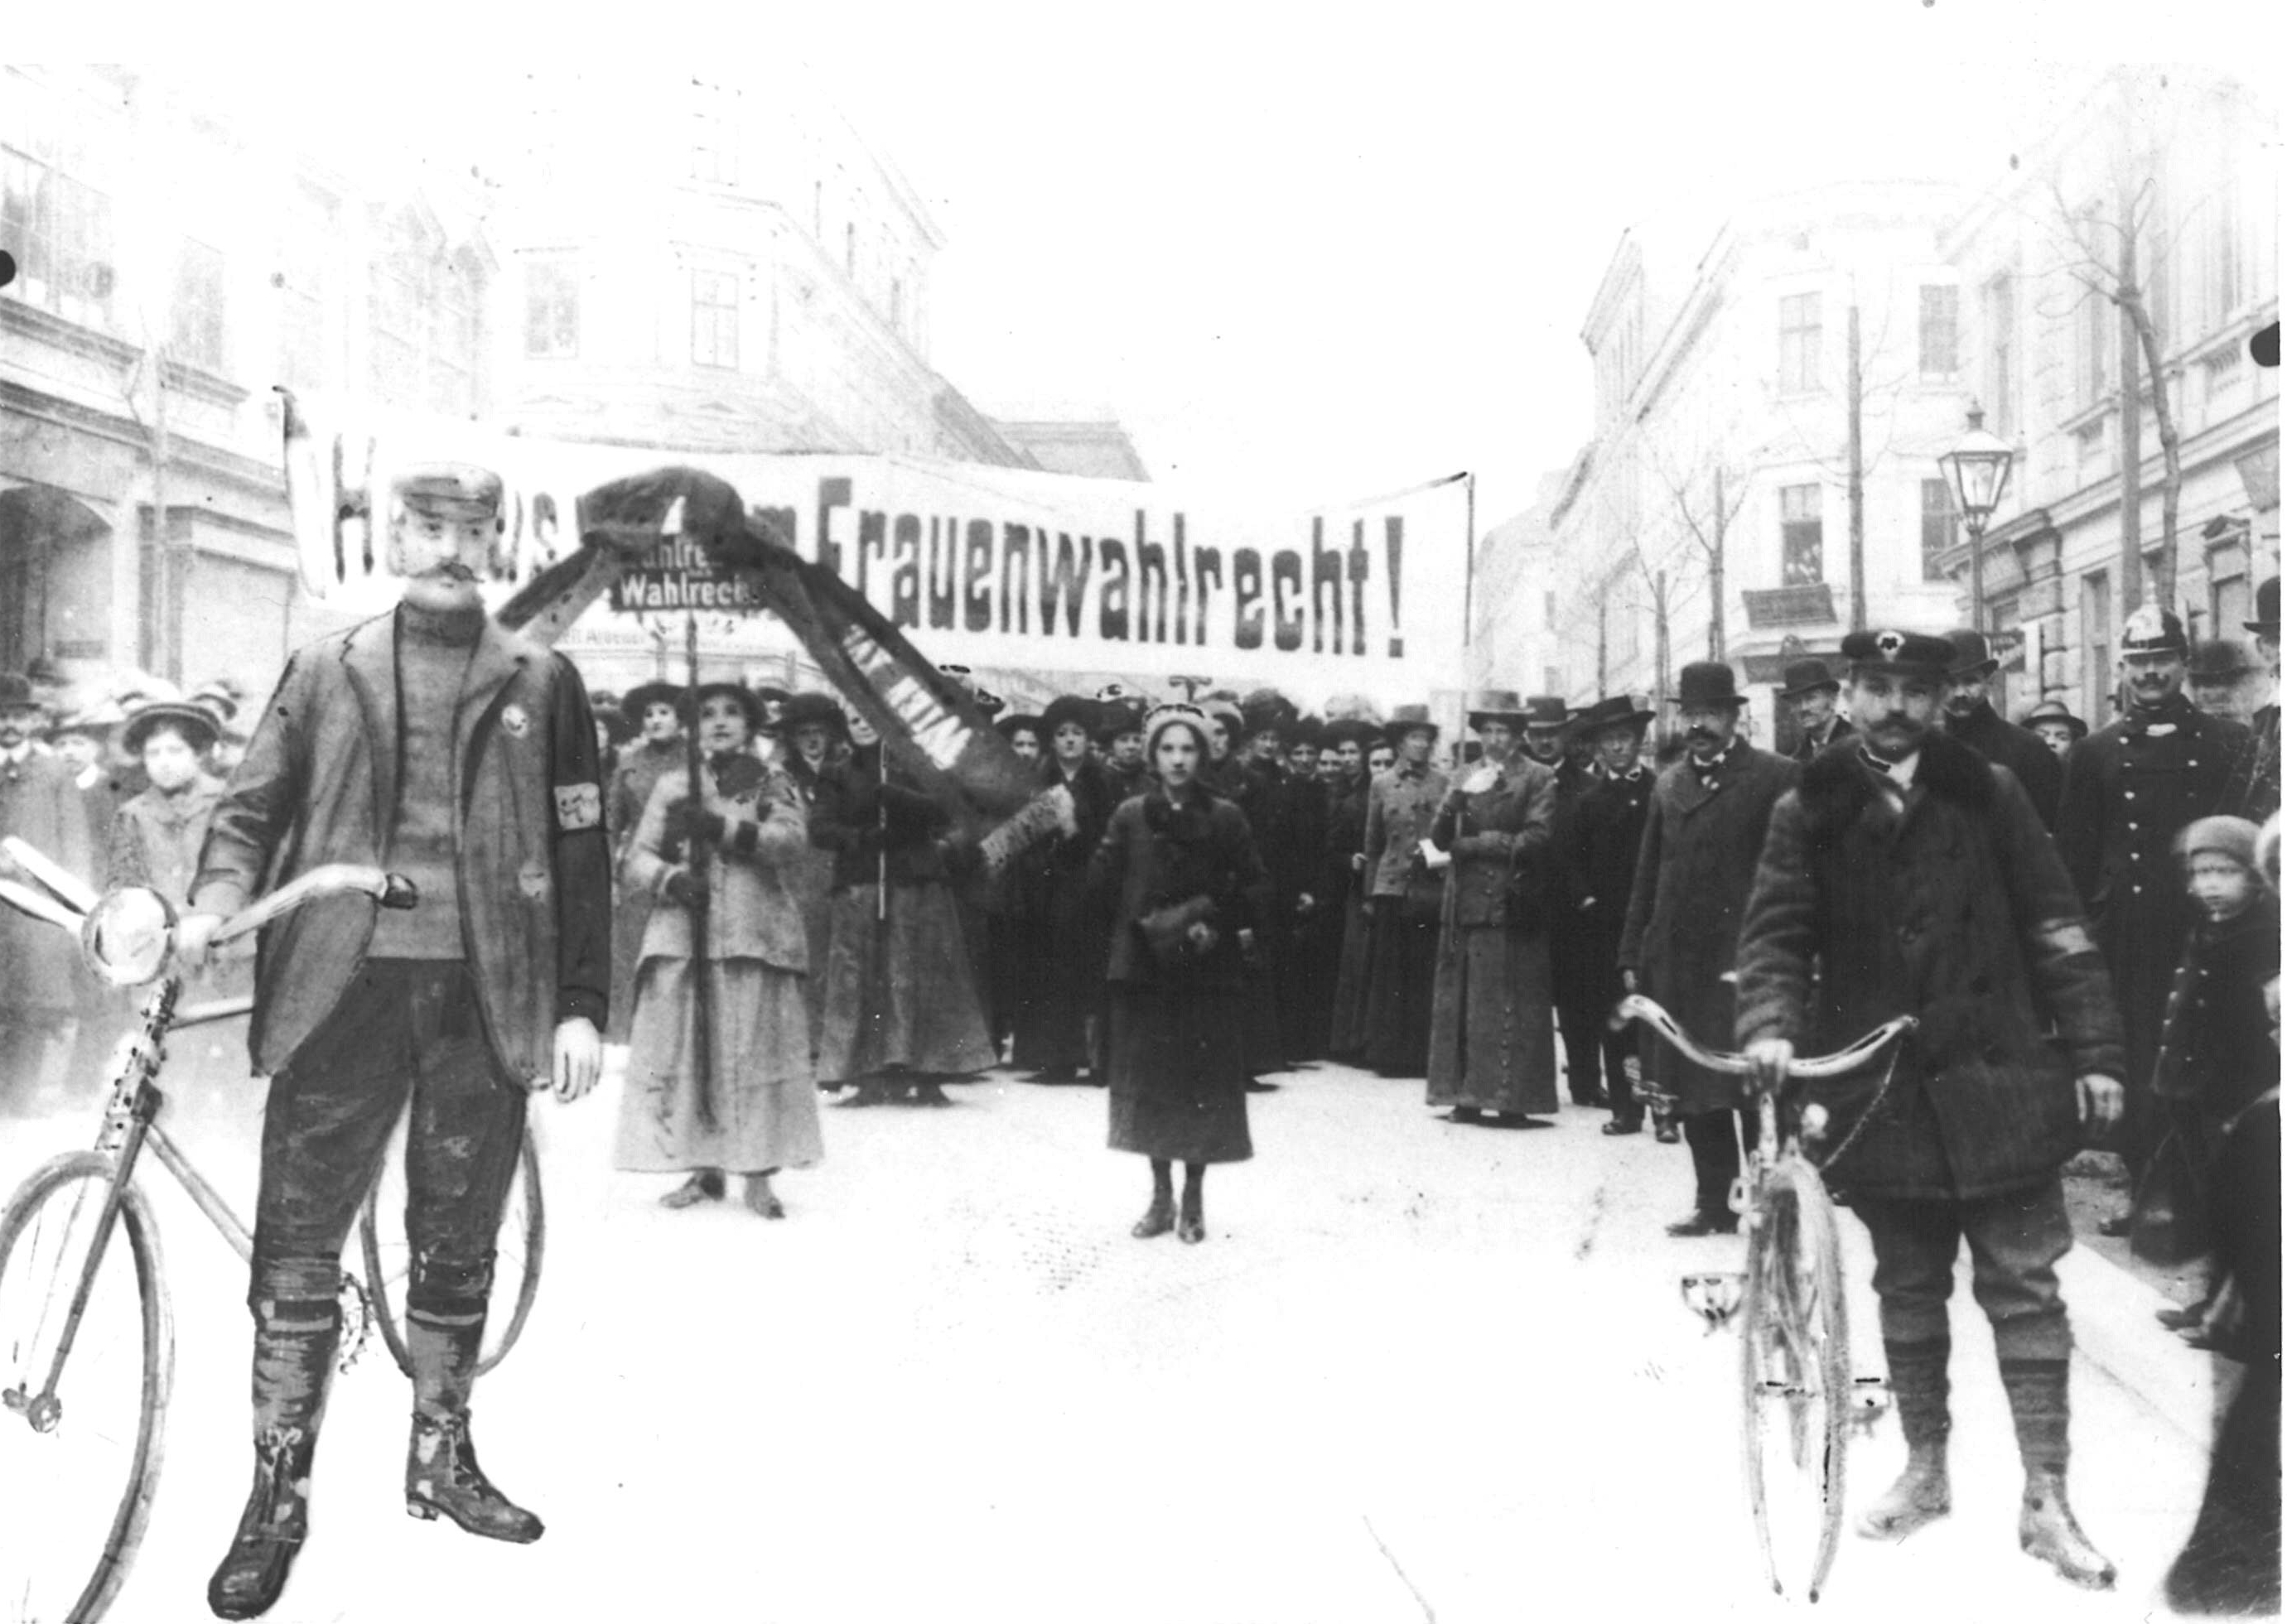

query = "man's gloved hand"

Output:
[[659, 867, 699, 908]]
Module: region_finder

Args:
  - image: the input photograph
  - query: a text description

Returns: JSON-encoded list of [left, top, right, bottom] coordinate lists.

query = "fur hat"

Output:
[[2178, 815, 2260, 872]]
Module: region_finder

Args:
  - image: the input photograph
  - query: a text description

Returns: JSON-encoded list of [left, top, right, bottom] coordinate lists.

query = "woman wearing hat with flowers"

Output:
[[1090, 704, 1271, 1242], [615, 682, 822, 1218], [1360, 706, 1450, 1077], [1426, 692, 1558, 1124]]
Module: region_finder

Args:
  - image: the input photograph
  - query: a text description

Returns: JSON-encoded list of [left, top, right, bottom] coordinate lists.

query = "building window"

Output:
[[689, 81, 739, 186], [1778, 292, 1821, 393], [2082, 570, 2111, 722], [1779, 484, 1823, 586], [2208, 537, 2251, 634], [1, 89, 117, 330], [1543, 665, 1563, 696], [427, 256, 480, 416], [170, 239, 226, 372], [2208, 179, 2241, 330], [524, 256, 579, 359], [277, 185, 335, 393], [691, 268, 739, 369], [1543, 589, 1557, 630], [367, 213, 482, 415], [1919, 479, 1958, 584], [1982, 272, 2017, 435], [1918, 284, 1958, 377]]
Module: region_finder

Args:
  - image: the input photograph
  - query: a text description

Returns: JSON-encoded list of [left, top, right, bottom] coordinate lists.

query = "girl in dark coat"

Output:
[[1091, 706, 1271, 1244], [1010, 696, 1116, 1078]]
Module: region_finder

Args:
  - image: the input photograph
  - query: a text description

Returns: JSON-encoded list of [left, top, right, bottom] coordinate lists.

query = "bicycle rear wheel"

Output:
[[0, 1151, 173, 1624], [358, 1120, 544, 1379], [1739, 1154, 1849, 1601]]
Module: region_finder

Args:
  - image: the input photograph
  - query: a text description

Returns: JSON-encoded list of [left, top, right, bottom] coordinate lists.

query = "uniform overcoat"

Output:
[[1425, 754, 1558, 1112], [1735, 732, 2125, 1199], [1616, 741, 1797, 1112], [193, 610, 610, 1084]]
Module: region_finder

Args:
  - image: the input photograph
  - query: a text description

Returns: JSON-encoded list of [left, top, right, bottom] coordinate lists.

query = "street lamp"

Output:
[[1939, 401, 2015, 633]]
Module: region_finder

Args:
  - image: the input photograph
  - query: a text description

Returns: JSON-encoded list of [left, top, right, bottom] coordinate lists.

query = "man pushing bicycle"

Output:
[[1731, 629, 2127, 1590], [177, 464, 610, 1620]]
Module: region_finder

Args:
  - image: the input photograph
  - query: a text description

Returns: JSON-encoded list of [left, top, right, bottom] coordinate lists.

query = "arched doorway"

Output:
[[0, 485, 112, 674]]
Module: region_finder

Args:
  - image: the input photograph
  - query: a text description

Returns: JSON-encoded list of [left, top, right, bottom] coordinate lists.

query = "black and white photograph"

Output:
[[0, 5, 2278, 1619]]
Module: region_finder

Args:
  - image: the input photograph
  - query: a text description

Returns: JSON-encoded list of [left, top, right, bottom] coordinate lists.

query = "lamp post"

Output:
[[1939, 401, 2016, 633]]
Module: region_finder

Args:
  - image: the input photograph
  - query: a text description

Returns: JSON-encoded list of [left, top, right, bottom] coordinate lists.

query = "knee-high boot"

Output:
[[208, 1303, 340, 1620], [2001, 1357, 2115, 1589], [403, 1316, 543, 1544]]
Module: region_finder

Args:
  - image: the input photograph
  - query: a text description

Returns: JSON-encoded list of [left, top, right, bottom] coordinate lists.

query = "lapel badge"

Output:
[[501, 702, 531, 739]]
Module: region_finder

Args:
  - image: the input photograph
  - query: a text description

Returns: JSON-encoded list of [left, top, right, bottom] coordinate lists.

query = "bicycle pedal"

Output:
[[1681, 1270, 1746, 1330], [1726, 1178, 1749, 1217], [1847, 1375, 1892, 1433]]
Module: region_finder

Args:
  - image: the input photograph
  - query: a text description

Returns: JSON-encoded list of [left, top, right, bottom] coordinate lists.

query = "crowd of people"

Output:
[[0, 544, 2279, 1611]]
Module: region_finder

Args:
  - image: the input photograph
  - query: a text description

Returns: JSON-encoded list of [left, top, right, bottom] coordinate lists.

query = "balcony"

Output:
[[1741, 583, 1837, 628]]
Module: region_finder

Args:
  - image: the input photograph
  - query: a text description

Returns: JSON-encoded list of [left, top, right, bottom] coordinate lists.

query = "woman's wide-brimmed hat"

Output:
[[622, 681, 692, 723], [781, 692, 850, 738], [592, 701, 637, 745], [995, 711, 1045, 743], [1143, 701, 1214, 759], [121, 700, 220, 757], [690, 681, 767, 734], [1571, 694, 1656, 735], [1320, 717, 1382, 754], [1672, 662, 1748, 708], [1383, 703, 1440, 746], [1041, 694, 1102, 738], [1199, 697, 1245, 740], [1093, 698, 1146, 744], [1463, 688, 1532, 730]]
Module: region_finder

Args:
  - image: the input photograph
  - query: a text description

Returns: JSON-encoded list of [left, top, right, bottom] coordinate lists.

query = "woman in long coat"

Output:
[[1426, 695, 1559, 1123], [606, 682, 692, 1042], [1092, 704, 1271, 1244], [615, 684, 822, 1218], [811, 712, 996, 1106], [1010, 695, 1117, 1079], [1359, 708, 1450, 1076], [779, 692, 848, 1062], [1320, 720, 1380, 1058]]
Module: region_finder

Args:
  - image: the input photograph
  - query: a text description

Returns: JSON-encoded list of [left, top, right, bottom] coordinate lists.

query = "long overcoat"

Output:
[[606, 735, 688, 1038], [1363, 762, 1450, 905], [1425, 754, 1558, 1111], [1734, 732, 2125, 1199], [2056, 693, 2254, 1094], [1947, 700, 2063, 829], [1616, 742, 1797, 1112], [0, 746, 94, 1016], [1009, 751, 1117, 1070], [1570, 764, 1655, 1010], [192, 610, 611, 1084]]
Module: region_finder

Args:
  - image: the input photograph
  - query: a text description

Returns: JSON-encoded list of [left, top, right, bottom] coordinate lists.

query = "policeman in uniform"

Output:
[[2054, 605, 2254, 1233], [1939, 630, 2063, 828], [183, 465, 610, 1619]]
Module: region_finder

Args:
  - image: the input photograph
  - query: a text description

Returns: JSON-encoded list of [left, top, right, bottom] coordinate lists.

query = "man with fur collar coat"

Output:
[[1735, 629, 2126, 1591]]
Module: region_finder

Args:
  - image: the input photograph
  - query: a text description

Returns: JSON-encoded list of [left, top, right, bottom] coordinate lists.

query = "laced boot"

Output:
[[405, 1315, 543, 1543], [2002, 1357, 2116, 1589], [1858, 1337, 1952, 1540], [209, 1306, 339, 1619]]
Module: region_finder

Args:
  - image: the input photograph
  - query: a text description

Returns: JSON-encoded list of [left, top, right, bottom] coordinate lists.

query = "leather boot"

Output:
[[2001, 1357, 2115, 1589], [209, 1307, 339, 1619], [404, 1315, 543, 1543], [1858, 1337, 1951, 1540]]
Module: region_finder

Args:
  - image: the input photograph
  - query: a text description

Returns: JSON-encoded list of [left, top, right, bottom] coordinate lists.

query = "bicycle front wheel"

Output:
[[358, 1123, 545, 1380], [1739, 1154, 1849, 1602], [0, 1151, 173, 1624]]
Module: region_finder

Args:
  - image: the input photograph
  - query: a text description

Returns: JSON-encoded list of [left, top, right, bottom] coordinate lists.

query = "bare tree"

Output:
[[1648, 445, 1749, 661]]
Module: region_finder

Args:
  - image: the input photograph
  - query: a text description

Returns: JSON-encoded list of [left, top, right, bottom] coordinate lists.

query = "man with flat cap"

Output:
[[1735, 628, 2125, 1588], [181, 462, 610, 1618], [1619, 662, 1798, 1233], [1778, 656, 1854, 763], [2056, 605, 2255, 1236], [1939, 629, 2063, 829]]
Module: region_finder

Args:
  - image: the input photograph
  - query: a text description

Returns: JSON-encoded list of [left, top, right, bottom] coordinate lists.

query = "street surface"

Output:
[[1, 1033, 2225, 1624]]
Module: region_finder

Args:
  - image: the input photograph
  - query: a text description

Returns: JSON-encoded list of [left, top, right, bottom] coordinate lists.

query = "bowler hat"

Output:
[[1840, 629, 1953, 682], [1464, 688, 1531, 730], [390, 462, 503, 522], [1777, 658, 1841, 700], [2246, 576, 2279, 636], [121, 701, 220, 757], [1672, 662, 1748, 708], [2121, 605, 2189, 656], [0, 672, 40, 711], [1521, 695, 1569, 728], [623, 682, 692, 724], [1944, 629, 2000, 680], [1042, 695, 1102, 738], [2020, 699, 2088, 741], [1383, 704, 1440, 745], [691, 681, 768, 734], [1573, 695, 1655, 735], [781, 692, 850, 738], [2188, 639, 2256, 681]]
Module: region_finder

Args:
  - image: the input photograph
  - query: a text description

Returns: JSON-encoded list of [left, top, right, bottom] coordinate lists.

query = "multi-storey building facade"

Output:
[[1944, 68, 2278, 725]]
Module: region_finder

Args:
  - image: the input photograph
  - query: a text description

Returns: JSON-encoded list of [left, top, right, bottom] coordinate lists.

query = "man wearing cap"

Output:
[[1735, 628, 2125, 1588], [1619, 663, 1798, 1233], [2056, 605, 2255, 1234], [1778, 657, 1855, 763], [1558, 695, 1658, 1132], [1939, 630, 2063, 829], [607, 682, 691, 1043], [0, 668, 94, 1106], [2021, 700, 2087, 761], [179, 463, 610, 1618]]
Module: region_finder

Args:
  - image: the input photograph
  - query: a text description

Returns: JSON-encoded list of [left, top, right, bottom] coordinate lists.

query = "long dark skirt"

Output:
[[1426, 924, 1558, 1114], [1327, 887, 1373, 1057], [816, 882, 997, 1084], [1360, 904, 1440, 1077], [606, 889, 654, 1043], [1011, 881, 1103, 1072], [1105, 984, 1252, 1164]]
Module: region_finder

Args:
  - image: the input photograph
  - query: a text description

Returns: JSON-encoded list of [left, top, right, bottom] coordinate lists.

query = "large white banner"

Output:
[[291, 409, 1474, 691]]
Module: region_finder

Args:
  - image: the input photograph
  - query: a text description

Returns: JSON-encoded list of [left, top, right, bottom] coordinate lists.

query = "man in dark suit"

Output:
[[1619, 663, 1799, 1234], [1559, 695, 1657, 1133], [2055, 606, 2255, 1235], [1779, 657, 1854, 762], [1531, 695, 1606, 1107], [1941, 630, 2063, 829]]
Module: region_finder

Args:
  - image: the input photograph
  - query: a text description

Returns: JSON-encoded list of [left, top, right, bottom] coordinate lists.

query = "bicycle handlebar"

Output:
[[208, 865, 419, 945], [1614, 994, 1915, 1081]]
